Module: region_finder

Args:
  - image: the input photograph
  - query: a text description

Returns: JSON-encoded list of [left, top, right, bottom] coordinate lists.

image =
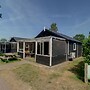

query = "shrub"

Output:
[[83, 36, 90, 65], [0, 53, 5, 56]]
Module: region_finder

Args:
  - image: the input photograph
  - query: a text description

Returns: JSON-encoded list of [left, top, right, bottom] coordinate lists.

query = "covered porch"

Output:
[[35, 36, 66, 66], [17, 36, 66, 66], [17, 39, 36, 58], [17, 37, 52, 66]]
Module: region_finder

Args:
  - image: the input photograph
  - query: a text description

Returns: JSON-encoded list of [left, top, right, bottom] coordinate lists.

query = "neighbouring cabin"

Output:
[[0, 42, 11, 53], [10, 37, 36, 58]]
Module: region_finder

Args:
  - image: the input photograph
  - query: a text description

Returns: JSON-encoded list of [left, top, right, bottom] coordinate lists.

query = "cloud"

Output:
[[72, 18, 90, 29], [51, 14, 72, 18]]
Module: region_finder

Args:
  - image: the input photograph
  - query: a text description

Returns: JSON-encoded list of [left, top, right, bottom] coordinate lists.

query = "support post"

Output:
[[68, 41, 69, 55], [84, 63, 88, 83], [50, 37, 52, 67], [65, 42, 68, 61], [35, 41, 37, 61], [23, 41, 25, 59], [17, 42, 19, 52]]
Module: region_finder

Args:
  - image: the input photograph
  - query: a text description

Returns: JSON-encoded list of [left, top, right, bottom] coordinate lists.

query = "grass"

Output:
[[14, 64, 39, 83], [14, 64, 44, 90], [0, 58, 21, 64], [28, 57, 36, 62], [0, 53, 5, 56], [49, 73, 60, 79], [13, 57, 90, 90], [68, 57, 84, 81]]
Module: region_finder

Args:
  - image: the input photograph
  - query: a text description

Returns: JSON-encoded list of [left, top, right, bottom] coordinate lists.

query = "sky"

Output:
[[0, 0, 90, 40]]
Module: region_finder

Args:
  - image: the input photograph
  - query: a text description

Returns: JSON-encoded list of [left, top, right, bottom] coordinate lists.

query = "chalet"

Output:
[[35, 29, 82, 66], [9, 29, 82, 66], [0, 42, 11, 53]]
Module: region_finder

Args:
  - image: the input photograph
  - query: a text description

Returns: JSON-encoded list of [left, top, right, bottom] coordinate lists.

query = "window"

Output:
[[37, 42, 41, 54], [73, 43, 76, 50], [37, 42, 42, 54], [11, 43, 16, 48], [37, 41, 49, 55], [44, 42, 49, 55]]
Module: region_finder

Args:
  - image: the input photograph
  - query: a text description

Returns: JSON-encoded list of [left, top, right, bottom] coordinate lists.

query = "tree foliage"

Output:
[[0, 38, 7, 42], [73, 33, 90, 64], [83, 35, 90, 64], [73, 34, 85, 42], [49, 23, 58, 32]]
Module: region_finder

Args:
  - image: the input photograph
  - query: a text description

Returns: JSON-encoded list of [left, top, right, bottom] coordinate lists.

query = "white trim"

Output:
[[50, 37, 52, 67], [42, 42, 44, 55], [36, 36, 65, 41], [35, 41, 37, 61], [73, 43, 76, 51], [23, 41, 25, 59], [17, 42, 19, 52], [36, 54, 50, 57]]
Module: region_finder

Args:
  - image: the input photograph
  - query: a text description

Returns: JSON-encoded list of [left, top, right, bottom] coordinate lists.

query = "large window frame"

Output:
[[37, 41, 49, 56], [44, 42, 49, 55]]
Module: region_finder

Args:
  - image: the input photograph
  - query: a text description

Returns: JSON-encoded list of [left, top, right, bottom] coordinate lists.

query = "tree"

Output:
[[49, 23, 58, 32], [83, 33, 90, 64], [83, 37, 90, 64], [73, 34, 85, 42], [0, 38, 7, 42]]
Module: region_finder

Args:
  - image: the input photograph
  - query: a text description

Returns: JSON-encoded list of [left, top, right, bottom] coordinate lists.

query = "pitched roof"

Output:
[[9, 37, 31, 42], [35, 29, 81, 43]]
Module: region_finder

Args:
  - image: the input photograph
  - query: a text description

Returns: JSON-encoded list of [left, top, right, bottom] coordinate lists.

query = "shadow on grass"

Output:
[[68, 61, 84, 81]]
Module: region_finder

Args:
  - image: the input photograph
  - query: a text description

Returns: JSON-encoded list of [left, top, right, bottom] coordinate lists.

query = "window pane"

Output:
[[44, 42, 49, 55], [37, 42, 40, 54], [41, 43, 42, 54], [73, 43, 76, 50]]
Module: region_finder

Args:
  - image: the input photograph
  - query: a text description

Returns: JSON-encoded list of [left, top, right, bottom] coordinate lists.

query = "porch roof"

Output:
[[9, 37, 36, 42]]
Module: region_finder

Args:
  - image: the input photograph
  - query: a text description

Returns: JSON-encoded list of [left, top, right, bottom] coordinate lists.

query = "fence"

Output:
[[84, 63, 90, 83]]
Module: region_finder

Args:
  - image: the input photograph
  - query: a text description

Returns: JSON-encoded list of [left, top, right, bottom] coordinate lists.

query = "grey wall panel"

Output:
[[78, 43, 82, 57], [52, 54, 66, 65], [52, 39, 66, 65], [36, 55, 50, 66], [52, 39, 66, 56]]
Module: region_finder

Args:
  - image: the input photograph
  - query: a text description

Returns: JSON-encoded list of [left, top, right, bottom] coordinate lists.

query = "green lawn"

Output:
[[14, 57, 90, 90]]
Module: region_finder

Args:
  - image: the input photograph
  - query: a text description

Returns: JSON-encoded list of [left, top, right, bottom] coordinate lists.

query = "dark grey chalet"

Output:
[[9, 29, 82, 66], [35, 29, 82, 66]]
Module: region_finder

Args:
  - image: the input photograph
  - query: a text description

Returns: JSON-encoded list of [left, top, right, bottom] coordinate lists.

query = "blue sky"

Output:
[[0, 0, 90, 39]]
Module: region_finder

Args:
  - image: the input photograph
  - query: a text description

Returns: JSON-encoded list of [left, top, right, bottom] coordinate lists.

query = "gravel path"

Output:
[[0, 78, 12, 90], [0, 60, 32, 90], [0, 60, 28, 70]]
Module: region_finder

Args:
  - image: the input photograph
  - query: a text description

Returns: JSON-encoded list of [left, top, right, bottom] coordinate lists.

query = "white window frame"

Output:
[[73, 43, 76, 50], [37, 42, 41, 55], [37, 41, 50, 56], [43, 41, 49, 55]]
